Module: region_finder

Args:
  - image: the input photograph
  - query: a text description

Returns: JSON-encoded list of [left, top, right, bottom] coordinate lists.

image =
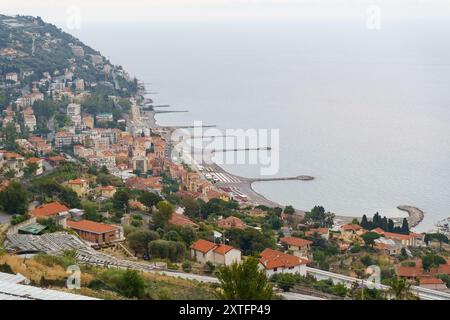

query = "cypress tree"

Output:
[[381, 217, 388, 231], [361, 215, 369, 229], [373, 212, 381, 228], [401, 218, 410, 235], [388, 219, 394, 232]]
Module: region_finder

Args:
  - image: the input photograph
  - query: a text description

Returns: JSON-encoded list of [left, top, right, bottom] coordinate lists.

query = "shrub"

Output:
[[182, 261, 192, 273], [148, 240, 186, 262]]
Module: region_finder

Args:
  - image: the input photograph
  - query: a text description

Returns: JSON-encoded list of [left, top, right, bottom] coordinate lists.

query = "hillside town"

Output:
[[1, 14, 450, 301]]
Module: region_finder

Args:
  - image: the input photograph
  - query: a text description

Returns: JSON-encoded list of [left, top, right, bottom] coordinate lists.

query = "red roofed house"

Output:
[[419, 277, 447, 290], [280, 237, 313, 259], [340, 224, 365, 241], [395, 265, 423, 280], [67, 220, 122, 244], [99, 185, 116, 198], [30, 201, 70, 227], [259, 248, 308, 277], [372, 228, 425, 247], [429, 264, 450, 276], [190, 239, 241, 266], [67, 178, 89, 197], [31, 202, 69, 218], [25, 157, 44, 175], [169, 213, 198, 228], [47, 155, 66, 165], [305, 227, 330, 240], [218, 216, 246, 230]]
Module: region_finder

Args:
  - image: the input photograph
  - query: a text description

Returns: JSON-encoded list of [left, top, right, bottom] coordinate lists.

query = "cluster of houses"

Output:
[[189, 238, 310, 277], [17, 201, 123, 246], [338, 223, 425, 254], [395, 259, 450, 291]]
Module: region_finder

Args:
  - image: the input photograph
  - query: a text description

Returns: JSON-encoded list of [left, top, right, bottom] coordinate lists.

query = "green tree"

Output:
[[272, 273, 297, 292], [304, 206, 334, 228], [225, 228, 275, 256], [112, 189, 130, 213], [422, 254, 446, 271], [181, 197, 201, 219], [1, 123, 19, 152], [400, 218, 410, 235], [424, 233, 449, 251], [148, 239, 186, 262], [116, 270, 146, 299], [283, 205, 295, 215], [152, 201, 175, 229], [386, 277, 418, 300], [127, 229, 160, 257], [216, 258, 273, 300], [361, 215, 370, 230], [178, 226, 198, 245], [362, 232, 381, 248], [0, 181, 28, 214], [23, 162, 39, 178], [138, 192, 162, 212]]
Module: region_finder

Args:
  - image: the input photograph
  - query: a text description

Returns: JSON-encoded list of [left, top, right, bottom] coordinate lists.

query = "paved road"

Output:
[[280, 292, 325, 300], [0, 213, 11, 224], [150, 270, 325, 300], [150, 270, 220, 283]]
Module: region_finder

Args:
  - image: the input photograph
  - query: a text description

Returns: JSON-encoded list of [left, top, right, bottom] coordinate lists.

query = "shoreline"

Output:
[[143, 94, 425, 230]]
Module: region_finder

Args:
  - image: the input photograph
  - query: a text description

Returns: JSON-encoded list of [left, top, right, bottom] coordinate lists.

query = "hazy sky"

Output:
[[1, 0, 449, 26]]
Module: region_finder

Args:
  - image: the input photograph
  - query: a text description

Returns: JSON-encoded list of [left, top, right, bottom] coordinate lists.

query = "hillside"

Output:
[[0, 14, 137, 96]]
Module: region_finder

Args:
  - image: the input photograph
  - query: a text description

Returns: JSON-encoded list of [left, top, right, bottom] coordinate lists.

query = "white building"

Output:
[[190, 239, 241, 266], [258, 248, 308, 277], [6, 72, 18, 83], [67, 103, 82, 129]]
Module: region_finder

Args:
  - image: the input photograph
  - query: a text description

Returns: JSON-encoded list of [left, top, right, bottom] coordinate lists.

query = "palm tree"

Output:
[[386, 277, 419, 300]]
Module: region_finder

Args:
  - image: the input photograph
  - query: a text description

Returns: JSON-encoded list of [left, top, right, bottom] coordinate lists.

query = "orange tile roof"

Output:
[[420, 277, 444, 285], [259, 248, 307, 270], [396, 266, 423, 278], [31, 202, 69, 217], [48, 155, 66, 162], [67, 220, 118, 234], [383, 232, 414, 241], [190, 239, 217, 253], [213, 244, 235, 255], [68, 178, 87, 185], [341, 224, 362, 231], [3, 152, 24, 160], [372, 227, 385, 234], [26, 157, 42, 164], [309, 227, 329, 234], [169, 213, 198, 227], [436, 264, 450, 275], [218, 216, 246, 230], [100, 185, 116, 191], [190, 239, 237, 255], [280, 237, 313, 248]]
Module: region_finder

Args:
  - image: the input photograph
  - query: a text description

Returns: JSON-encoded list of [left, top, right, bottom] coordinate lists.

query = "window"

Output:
[[273, 268, 278, 272]]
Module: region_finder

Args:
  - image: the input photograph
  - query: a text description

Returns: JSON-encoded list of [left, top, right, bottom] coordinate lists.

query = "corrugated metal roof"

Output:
[[0, 272, 27, 284], [0, 278, 99, 300]]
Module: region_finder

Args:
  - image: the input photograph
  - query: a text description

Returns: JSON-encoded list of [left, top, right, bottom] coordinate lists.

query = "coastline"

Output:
[[143, 94, 425, 229]]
